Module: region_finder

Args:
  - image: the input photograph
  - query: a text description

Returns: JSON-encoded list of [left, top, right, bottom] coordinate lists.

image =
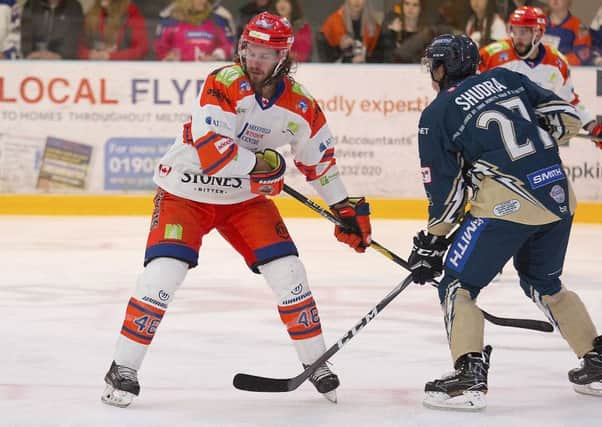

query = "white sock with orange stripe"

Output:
[[113, 257, 188, 370], [260, 256, 328, 365]]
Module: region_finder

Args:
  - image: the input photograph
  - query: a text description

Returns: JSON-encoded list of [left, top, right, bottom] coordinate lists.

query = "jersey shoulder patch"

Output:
[[215, 65, 245, 87], [483, 40, 511, 56], [291, 81, 315, 102]]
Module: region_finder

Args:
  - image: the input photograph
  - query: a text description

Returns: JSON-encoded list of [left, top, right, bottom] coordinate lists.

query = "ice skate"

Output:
[[101, 361, 140, 408], [423, 345, 492, 411], [569, 336, 602, 397], [305, 363, 340, 403]]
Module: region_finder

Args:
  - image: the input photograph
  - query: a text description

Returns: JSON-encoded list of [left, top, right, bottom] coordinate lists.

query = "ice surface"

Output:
[[1, 216, 600, 426]]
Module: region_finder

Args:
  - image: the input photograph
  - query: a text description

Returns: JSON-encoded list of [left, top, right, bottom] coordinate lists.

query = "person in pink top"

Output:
[[154, 0, 233, 61], [271, 0, 312, 62]]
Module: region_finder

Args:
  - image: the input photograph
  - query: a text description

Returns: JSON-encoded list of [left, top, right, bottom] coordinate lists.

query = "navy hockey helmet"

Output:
[[422, 34, 480, 84]]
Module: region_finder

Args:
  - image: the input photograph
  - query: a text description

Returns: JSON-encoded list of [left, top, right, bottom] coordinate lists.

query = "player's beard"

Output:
[[247, 65, 277, 92], [514, 42, 531, 57]]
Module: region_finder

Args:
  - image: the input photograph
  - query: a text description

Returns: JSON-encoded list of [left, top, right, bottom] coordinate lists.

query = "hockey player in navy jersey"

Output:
[[408, 34, 602, 410]]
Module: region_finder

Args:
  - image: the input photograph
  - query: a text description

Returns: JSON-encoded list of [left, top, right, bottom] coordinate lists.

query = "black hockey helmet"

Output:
[[422, 34, 480, 86]]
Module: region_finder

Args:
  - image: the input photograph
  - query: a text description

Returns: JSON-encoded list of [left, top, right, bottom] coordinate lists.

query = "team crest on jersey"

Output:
[[421, 166, 432, 183], [549, 184, 566, 204], [298, 100, 308, 113], [499, 52, 508, 61], [158, 164, 172, 177], [239, 80, 251, 93]]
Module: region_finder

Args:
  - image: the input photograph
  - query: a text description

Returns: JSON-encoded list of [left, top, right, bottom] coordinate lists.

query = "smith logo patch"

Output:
[[527, 164, 565, 189], [446, 217, 487, 272]]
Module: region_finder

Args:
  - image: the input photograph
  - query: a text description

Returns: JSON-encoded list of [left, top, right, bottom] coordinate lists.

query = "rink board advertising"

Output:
[[0, 62, 600, 202]]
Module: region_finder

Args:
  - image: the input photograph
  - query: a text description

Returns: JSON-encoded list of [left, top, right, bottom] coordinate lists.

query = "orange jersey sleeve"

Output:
[[187, 65, 255, 177]]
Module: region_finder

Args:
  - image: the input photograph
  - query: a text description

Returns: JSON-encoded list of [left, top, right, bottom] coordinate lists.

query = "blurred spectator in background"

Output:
[[380, 0, 453, 63], [131, 0, 170, 58], [0, 0, 21, 58], [480, 6, 599, 139], [465, 0, 506, 47], [495, 0, 547, 21], [317, 0, 382, 63], [154, 0, 233, 61], [79, 0, 148, 60], [236, 0, 270, 41], [212, 0, 235, 42], [156, 0, 235, 45], [591, 5, 602, 66], [21, 0, 83, 59], [543, 0, 591, 65], [271, 0, 312, 62]]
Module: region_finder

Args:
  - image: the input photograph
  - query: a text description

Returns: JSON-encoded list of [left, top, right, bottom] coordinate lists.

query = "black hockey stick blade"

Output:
[[481, 309, 553, 332], [233, 374, 296, 393], [233, 274, 414, 393]]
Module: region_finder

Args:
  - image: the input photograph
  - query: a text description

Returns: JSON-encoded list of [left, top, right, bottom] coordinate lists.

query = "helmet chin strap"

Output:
[[517, 32, 541, 60]]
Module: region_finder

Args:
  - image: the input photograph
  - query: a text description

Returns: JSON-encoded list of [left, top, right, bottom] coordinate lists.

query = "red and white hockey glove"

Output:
[[331, 197, 372, 253], [590, 123, 602, 150], [250, 149, 286, 196]]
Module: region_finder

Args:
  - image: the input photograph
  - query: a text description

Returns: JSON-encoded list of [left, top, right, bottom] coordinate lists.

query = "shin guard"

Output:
[[260, 256, 326, 364], [542, 289, 598, 357], [444, 281, 485, 363], [114, 257, 188, 369]]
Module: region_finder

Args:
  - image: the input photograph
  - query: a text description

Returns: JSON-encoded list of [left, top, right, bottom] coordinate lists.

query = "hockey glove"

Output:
[[331, 197, 372, 253], [250, 149, 286, 196], [590, 123, 602, 150], [408, 231, 450, 285]]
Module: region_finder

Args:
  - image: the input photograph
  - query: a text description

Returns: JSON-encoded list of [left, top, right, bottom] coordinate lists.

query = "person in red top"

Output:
[[317, 0, 382, 63], [542, 0, 591, 65], [79, 0, 149, 60], [271, 0, 312, 62], [480, 6, 602, 145]]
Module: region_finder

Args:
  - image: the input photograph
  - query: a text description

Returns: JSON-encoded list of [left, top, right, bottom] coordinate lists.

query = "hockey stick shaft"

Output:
[[233, 274, 415, 392], [282, 184, 552, 333]]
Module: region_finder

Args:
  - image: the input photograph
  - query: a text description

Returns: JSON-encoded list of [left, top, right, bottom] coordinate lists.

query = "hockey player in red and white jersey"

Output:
[[479, 6, 602, 147], [101, 12, 372, 408]]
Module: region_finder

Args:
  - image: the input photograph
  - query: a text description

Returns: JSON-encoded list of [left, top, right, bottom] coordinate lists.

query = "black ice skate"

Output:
[[304, 363, 340, 403], [101, 361, 140, 408], [569, 336, 602, 397], [423, 345, 492, 411]]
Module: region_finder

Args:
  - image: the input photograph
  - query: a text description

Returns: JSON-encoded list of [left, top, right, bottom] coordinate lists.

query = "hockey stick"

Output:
[[233, 273, 415, 392], [282, 184, 553, 333]]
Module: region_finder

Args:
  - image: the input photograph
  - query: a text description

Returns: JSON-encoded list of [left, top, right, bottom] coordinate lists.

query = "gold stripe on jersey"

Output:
[[428, 155, 468, 236], [471, 160, 544, 208]]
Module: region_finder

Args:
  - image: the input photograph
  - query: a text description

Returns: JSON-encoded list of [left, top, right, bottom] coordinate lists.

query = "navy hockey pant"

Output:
[[437, 213, 573, 303]]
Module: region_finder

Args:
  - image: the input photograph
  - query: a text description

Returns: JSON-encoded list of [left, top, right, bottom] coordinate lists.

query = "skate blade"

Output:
[[322, 390, 337, 404], [423, 391, 486, 411], [101, 384, 136, 408], [574, 382, 602, 397]]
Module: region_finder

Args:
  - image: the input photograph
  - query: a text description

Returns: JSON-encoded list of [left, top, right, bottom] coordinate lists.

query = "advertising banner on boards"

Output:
[[0, 62, 600, 200]]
